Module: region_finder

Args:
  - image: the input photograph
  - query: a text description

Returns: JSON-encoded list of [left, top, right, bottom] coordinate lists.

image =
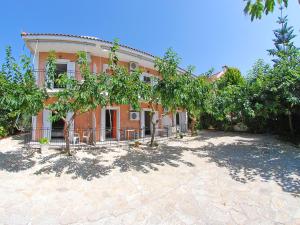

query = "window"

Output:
[[143, 76, 151, 84], [53, 64, 67, 88]]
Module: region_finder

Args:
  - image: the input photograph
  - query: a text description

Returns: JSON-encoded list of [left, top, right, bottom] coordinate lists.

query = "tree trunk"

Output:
[[65, 122, 71, 156], [288, 111, 294, 136], [191, 117, 197, 136], [90, 111, 96, 145], [150, 112, 156, 147]]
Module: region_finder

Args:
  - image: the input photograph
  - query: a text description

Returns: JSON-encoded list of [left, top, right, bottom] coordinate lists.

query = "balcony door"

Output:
[[54, 63, 67, 88], [46, 60, 75, 89]]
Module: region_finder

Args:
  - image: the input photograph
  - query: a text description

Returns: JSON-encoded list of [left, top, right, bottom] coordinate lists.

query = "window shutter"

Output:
[[102, 64, 109, 73], [180, 112, 187, 132], [43, 109, 52, 139], [100, 108, 106, 141], [67, 62, 75, 78], [93, 63, 97, 74], [140, 74, 144, 81], [32, 116, 37, 141]]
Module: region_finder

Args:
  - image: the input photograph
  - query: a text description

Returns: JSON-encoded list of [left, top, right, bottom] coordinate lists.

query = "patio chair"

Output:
[[72, 133, 80, 144], [82, 131, 90, 144]]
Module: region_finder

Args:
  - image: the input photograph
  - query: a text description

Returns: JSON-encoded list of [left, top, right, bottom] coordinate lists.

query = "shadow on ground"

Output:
[[0, 143, 194, 181], [0, 131, 299, 196], [189, 133, 300, 197]]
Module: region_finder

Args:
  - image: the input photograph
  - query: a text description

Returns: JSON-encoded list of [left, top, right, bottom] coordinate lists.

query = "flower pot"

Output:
[[40, 144, 49, 153]]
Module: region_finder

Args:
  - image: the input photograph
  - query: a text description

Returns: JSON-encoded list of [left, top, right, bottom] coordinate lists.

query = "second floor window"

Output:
[[143, 76, 151, 84], [54, 63, 67, 88]]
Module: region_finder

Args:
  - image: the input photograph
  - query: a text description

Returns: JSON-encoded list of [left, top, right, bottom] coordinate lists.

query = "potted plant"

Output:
[[39, 137, 49, 153]]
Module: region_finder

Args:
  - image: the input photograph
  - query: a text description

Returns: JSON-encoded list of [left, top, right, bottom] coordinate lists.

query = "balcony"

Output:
[[33, 69, 79, 89]]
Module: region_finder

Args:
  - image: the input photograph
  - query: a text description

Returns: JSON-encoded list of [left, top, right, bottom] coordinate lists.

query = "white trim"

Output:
[[56, 59, 70, 64], [100, 107, 105, 141], [42, 109, 52, 139], [93, 63, 97, 74], [34, 53, 39, 85], [102, 64, 109, 73], [23, 34, 156, 63], [180, 111, 188, 132], [23, 34, 188, 74], [32, 116, 37, 140], [173, 112, 177, 127]]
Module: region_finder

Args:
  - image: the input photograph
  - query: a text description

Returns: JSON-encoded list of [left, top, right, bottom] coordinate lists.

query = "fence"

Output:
[[23, 126, 186, 149]]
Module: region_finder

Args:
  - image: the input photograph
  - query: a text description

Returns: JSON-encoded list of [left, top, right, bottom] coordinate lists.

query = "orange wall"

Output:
[[35, 52, 171, 140]]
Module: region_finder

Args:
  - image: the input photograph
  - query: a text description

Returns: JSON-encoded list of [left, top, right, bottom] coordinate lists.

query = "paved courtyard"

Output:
[[0, 131, 300, 225]]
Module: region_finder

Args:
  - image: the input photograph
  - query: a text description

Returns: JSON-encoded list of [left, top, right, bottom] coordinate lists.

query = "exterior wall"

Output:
[[34, 52, 185, 141]]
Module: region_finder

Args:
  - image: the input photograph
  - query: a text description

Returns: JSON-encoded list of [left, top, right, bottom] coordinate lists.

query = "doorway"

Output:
[[51, 118, 64, 139], [105, 109, 117, 139], [144, 111, 151, 136], [176, 112, 180, 127]]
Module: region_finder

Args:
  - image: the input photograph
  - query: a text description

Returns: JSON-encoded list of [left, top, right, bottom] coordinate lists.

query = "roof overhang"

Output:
[[21, 32, 187, 73]]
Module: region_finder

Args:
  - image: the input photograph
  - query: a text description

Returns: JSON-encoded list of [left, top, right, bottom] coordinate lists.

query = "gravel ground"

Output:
[[0, 130, 299, 225]]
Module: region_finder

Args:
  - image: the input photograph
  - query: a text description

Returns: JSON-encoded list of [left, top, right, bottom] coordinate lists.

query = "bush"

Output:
[[39, 137, 49, 144], [0, 126, 8, 138]]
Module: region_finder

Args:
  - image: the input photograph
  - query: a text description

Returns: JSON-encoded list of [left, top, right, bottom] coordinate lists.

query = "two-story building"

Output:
[[22, 32, 188, 143]]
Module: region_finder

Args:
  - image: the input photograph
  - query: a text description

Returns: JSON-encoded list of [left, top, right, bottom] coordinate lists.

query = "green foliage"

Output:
[[155, 48, 182, 112], [244, 0, 289, 20], [0, 46, 46, 134], [39, 137, 49, 144], [206, 67, 251, 130], [46, 51, 109, 123], [45, 50, 57, 89], [0, 126, 8, 138], [106, 40, 144, 111], [217, 67, 245, 88]]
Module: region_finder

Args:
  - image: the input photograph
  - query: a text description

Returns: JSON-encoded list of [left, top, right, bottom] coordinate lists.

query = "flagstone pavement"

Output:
[[0, 131, 299, 225]]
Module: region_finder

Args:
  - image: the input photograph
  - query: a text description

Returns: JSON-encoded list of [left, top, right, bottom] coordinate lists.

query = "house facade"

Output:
[[22, 33, 188, 142]]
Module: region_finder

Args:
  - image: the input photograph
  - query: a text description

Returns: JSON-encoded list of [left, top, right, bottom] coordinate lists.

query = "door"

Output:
[[144, 111, 151, 136], [105, 110, 117, 139], [51, 118, 64, 139]]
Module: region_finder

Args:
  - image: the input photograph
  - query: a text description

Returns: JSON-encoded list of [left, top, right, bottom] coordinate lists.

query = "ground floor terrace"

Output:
[[0, 130, 299, 225], [31, 103, 188, 145]]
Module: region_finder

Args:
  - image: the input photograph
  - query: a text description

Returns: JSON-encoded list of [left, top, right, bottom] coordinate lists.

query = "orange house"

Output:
[[22, 33, 188, 142]]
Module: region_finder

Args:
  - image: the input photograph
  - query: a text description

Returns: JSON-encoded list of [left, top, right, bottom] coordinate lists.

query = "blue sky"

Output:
[[0, 0, 299, 75]]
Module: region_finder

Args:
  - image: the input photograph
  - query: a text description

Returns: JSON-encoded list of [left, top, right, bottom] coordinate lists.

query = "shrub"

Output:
[[0, 126, 8, 138], [39, 137, 49, 144]]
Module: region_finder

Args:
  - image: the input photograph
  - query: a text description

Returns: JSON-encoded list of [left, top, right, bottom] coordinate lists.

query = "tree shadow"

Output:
[[0, 149, 36, 172], [0, 143, 194, 181], [112, 145, 195, 173], [34, 152, 113, 180], [189, 138, 300, 197], [0, 131, 299, 197]]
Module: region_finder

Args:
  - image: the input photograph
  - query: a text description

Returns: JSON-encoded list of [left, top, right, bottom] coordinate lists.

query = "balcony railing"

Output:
[[33, 70, 81, 88]]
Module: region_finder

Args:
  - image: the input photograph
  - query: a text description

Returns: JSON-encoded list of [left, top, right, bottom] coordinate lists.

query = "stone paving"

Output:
[[0, 131, 300, 225]]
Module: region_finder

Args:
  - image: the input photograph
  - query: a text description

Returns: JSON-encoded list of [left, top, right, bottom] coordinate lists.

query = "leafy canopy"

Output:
[[244, 0, 290, 20]]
